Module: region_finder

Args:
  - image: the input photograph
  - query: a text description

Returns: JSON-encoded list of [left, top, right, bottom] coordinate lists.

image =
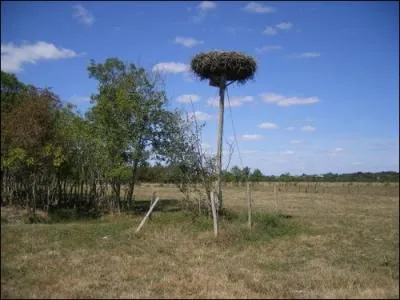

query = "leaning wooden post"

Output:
[[210, 191, 218, 237], [149, 191, 156, 220], [135, 196, 160, 233], [247, 181, 252, 229], [151, 191, 156, 206]]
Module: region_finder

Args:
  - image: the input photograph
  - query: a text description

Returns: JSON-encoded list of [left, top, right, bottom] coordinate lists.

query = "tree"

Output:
[[231, 166, 242, 185], [242, 166, 251, 181], [87, 58, 172, 210], [1, 77, 62, 214], [250, 168, 264, 182]]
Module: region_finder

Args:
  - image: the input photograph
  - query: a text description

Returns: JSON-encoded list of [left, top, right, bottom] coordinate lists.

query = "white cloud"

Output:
[[260, 93, 320, 107], [282, 150, 294, 155], [290, 52, 321, 59], [255, 45, 282, 53], [192, 1, 216, 23], [258, 122, 279, 129], [175, 36, 204, 48], [152, 62, 189, 74], [207, 95, 253, 108], [198, 1, 217, 11], [290, 139, 303, 144], [262, 21, 293, 35], [261, 93, 285, 103], [287, 126, 296, 131], [68, 95, 91, 104], [263, 26, 278, 36], [278, 97, 320, 107], [240, 96, 254, 102], [301, 125, 316, 132], [334, 147, 344, 152], [73, 5, 95, 26], [243, 2, 275, 14], [176, 94, 200, 104], [1, 41, 80, 73], [188, 111, 213, 121], [304, 117, 313, 122], [275, 22, 293, 30], [240, 134, 264, 141]]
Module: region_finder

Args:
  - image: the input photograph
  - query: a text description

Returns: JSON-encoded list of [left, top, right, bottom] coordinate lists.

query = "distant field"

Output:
[[1, 182, 399, 299]]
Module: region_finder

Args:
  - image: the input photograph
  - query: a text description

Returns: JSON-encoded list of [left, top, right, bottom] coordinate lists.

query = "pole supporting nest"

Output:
[[190, 51, 257, 214]]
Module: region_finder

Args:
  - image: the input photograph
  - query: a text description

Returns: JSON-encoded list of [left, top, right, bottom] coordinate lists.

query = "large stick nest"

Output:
[[191, 51, 257, 85]]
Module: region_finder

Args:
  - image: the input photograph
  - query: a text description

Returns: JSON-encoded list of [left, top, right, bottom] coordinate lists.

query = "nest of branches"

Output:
[[191, 51, 257, 86]]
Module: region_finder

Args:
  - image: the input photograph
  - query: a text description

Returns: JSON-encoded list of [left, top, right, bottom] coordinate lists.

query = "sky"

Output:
[[1, 1, 399, 175]]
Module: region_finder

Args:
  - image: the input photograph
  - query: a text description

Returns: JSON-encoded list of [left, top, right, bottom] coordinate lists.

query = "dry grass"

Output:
[[1, 182, 399, 299]]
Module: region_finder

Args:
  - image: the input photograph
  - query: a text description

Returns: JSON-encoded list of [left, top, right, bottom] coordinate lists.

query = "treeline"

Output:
[[135, 165, 399, 183], [1, 58, 200, 217]]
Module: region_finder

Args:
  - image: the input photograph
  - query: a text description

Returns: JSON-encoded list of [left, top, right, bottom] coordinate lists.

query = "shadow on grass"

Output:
[[130, 199, 182, 215], [45, 198, 182, 223]]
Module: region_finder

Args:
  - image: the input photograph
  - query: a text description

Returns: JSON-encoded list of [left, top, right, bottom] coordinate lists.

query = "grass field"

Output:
[[1, 182, 399, 299]]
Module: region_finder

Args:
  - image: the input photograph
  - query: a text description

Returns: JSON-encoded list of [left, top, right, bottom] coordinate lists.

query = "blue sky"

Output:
[[2, 1, 399, 175]]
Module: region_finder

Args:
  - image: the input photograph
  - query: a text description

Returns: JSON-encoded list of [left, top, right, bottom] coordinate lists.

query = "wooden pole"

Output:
[[247, 181, 252, 229], [210, 191, 218, 237], [215, 75, 226, 213], [135, 196, 160, 233]]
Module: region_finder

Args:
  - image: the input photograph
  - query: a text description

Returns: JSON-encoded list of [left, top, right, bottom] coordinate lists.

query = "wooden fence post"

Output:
[[274, 182, 278, 212], [210, 191, 218, 238], [247, 181, 252, 229], [135, 196, 160, 233]]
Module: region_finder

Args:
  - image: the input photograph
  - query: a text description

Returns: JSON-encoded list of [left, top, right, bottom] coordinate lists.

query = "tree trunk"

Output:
[[62, 180, 67, 205], [2, 170, 7, 206], [127, 159, 139, 209], [69, 182, 75, 208], [116, 181, 121, 214], [31, 176, 37, 216], [46, 184, 50, 212], [8, 176, 13, 206]]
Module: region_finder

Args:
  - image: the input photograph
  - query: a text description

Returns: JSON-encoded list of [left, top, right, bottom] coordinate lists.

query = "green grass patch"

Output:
[[216, 211, 306, 247]]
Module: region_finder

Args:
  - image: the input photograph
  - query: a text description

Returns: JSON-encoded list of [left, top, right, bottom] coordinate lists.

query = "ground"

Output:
[[1, 182, 399, 299]]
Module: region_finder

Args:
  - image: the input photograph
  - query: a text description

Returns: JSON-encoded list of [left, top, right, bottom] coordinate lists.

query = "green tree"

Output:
[[87, 58, 173, 209], [1, 79, 62, 214], [250, 168, 264, 182], [242, 166, 251, 181], [231, 166, 242, 185]]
